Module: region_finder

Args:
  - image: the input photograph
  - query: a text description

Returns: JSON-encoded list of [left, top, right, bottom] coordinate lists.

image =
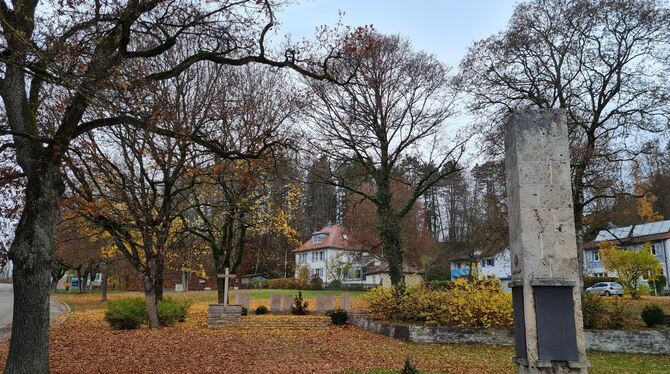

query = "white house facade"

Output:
[[450, 249, 512, 289], [584, 220, 670, 292], [294, 224, 423, 287]]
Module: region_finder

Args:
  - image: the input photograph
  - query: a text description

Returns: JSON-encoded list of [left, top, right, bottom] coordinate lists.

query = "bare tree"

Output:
[[456, 0, 670, 252], [0, 1, 343, 371], [66, 126, 195, 327], [305, 30, 465, 285]]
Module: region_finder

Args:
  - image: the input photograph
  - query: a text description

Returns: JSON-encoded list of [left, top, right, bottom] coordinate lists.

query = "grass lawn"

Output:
[[602, 295, 670, 314], [0, 292, 666, 373]]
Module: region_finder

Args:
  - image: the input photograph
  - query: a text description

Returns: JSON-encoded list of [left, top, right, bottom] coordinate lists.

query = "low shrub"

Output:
[[606, 298, 630, 329], [581, 292, 606, 329], [328, 309, 348, 325], [104, 298, 147, 330], [255, 305, 268, 315], [641, 304, 664, 327], [264, 277, 301, 289], [309, 275, 323, 290], [401, 358, 419, 374], [157, 297, 191, 326], [241, 306, 248, 316], [291, 291, 309, 315], [364, 278, 513, 329], [328, 279, 343, 290]]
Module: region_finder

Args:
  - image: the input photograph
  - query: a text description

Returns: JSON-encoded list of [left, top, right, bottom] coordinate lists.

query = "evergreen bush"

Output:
[[291, 291, 309, 315], [641, 304, 664, 327], [157, 297, 191, 326], [104, 298, 147, 330], [328, 309, 348, 325], [401, 358, 419, 374]]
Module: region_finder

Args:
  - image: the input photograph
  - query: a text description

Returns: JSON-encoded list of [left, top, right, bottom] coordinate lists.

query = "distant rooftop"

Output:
[[593, 220, 670, 243], [294, 224, 364, 253]]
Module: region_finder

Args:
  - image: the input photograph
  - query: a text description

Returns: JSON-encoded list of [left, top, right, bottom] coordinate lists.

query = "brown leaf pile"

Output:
[[0, 297, 515, 374], [1, 294, 669, 373]]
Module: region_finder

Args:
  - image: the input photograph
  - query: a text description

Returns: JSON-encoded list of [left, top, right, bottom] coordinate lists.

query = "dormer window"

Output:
[[312, 234, 325, 244]]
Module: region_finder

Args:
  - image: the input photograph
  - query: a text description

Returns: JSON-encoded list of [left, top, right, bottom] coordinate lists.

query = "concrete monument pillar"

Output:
[[505, 109, 589, 373]]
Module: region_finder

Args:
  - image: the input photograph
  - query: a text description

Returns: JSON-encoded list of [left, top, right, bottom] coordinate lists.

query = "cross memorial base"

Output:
[[208, 304, 242, 328]]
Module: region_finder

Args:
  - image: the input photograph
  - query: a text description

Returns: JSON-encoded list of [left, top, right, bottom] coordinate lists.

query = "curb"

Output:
[[58, 300, 72, 313]]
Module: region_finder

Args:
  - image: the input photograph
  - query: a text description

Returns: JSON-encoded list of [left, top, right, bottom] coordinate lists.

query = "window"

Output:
[[343, 234, 349, 240], [345, 267, 363, 280], [587, 251, 599, 262], [311, 252, 317, 262], [313, 268, 323, 277], [485, 258, 495, 267], [319, 251, 324, 261], [312, 235, 324, 244], [651, 243, 659, 256]]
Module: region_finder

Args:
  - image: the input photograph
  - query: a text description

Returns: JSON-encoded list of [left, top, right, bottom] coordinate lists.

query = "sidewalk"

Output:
[[0, 286, 68, 342]]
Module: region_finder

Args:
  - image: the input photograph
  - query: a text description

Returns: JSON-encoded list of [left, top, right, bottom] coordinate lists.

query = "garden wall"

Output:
[[350, 313, 670, 355]]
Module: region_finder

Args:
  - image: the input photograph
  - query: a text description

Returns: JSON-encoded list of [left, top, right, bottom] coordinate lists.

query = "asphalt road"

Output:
[[0, 284, 13, 327], [0, 284, 68, 333]]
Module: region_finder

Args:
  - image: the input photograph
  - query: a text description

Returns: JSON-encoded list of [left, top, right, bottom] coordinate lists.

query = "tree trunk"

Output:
[[79, 272, 87, 294], [143, 287, 160, 328], [153, 256, 164, 302], [4, 168, 64, 374], [377, 209, 404, 286], [101, 271, 108, 302]]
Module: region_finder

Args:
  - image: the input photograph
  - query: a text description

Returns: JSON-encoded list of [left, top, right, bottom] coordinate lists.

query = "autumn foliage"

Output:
[[364, 279, 513, 329], [599, 242, 663, 299]]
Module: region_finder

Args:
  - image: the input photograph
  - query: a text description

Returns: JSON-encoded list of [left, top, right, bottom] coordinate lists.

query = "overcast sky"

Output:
[[277, 0, 519, 67]]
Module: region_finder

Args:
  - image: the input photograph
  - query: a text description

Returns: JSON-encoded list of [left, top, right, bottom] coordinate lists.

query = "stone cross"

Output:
[[505, 109, 589, 373], [217, 267, 236, 306]]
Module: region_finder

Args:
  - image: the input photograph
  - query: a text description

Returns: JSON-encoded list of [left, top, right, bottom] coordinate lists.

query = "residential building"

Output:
[[294, 224, 423, 287], [450, 249, 512, 289], [584, 220, 670, 292]]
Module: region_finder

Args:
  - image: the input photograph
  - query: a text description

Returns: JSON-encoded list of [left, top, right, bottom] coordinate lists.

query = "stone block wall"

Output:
[[350, 314, 670, 355], [584, 330, 670, 355], [208, 304, 242, 328]]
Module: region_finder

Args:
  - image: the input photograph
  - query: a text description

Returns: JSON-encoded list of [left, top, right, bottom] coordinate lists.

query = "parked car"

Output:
[[586, 282, 624, 296]]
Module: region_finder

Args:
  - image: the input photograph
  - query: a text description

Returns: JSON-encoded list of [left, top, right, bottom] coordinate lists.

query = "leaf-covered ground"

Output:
[[1, 292, 669, 373]]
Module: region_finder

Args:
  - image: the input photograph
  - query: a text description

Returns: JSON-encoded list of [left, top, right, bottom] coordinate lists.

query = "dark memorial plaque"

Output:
[[533, 286, 579, 361], [512, 286, 527, 359]]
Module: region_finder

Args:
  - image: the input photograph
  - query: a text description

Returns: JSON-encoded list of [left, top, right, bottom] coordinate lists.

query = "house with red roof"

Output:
[[294, 224, 423, 287]]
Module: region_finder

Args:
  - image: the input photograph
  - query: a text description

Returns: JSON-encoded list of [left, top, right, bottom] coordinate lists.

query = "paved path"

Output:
[[0, 284, 68, 341]]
